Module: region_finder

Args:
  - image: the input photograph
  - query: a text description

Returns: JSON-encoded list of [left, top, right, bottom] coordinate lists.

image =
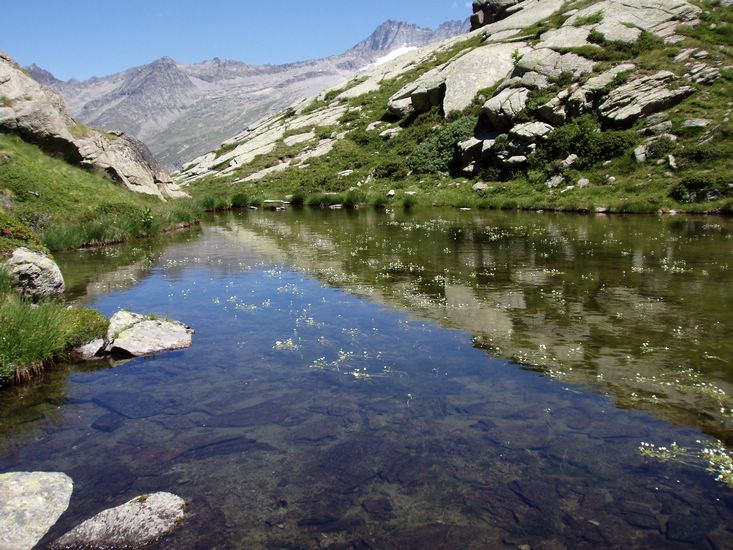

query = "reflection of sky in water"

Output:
[[2, 210, 732, 547]]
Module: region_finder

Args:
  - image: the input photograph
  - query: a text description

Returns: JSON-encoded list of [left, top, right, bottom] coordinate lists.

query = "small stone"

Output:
[[668, 155, 677, 169], [546, 174, 565, 189], [607, 176, 617, 184], [472, 182, 489, 193], [578, 178, 590, 188], [386, 189, 396, 198], [73, 339, 105, 360], [562, 154, 578, 168], [682, 118, 712, 128], [561, 185, 575, 194]]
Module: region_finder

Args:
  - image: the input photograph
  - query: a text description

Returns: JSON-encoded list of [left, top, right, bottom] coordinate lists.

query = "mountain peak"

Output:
[[26, 63, 62, 86], [349, 18, 468, 54]]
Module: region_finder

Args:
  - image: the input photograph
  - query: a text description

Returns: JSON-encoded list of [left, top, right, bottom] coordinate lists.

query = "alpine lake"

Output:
[[2, 208, 733, 549]]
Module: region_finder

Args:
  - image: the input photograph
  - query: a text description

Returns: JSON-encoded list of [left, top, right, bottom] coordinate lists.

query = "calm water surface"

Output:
[[2, 209, 733, 549]]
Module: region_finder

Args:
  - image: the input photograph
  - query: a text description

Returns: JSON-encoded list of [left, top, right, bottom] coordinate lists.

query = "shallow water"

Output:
[[2, 209, 733, 548]]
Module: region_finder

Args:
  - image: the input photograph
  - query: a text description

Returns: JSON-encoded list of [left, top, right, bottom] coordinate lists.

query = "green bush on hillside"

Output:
[[407, 116, 477, 174], [535, 115, 637, 169]]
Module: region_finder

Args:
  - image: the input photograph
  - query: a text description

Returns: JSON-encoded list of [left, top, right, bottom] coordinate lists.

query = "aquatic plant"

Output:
[[639, 439, 733, 489]]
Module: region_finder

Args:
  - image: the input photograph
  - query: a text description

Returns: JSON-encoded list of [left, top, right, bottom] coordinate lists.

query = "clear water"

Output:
[[2, 209, 733, 549]]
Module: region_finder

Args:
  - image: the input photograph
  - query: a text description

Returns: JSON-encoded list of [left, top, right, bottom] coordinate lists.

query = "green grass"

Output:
[[0, 267, 108, 386], [0, 134, 201, 252]]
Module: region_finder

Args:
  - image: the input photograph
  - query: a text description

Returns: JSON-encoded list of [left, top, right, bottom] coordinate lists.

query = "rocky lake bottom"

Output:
[[1, 208, 733, 548]]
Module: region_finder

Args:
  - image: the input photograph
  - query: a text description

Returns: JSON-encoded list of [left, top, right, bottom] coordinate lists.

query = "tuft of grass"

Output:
[[0, 267, 108, 385]]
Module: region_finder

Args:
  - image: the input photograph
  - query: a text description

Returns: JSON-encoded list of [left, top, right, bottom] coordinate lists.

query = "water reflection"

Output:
[[216, 210, 733, 444], [0, 209, 731, 548]]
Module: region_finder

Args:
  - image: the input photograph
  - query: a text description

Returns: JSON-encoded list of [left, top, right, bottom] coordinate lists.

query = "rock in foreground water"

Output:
[[106, 310, 194, 357], [0, 471, 73, 550], [54, 492, 186, 549]]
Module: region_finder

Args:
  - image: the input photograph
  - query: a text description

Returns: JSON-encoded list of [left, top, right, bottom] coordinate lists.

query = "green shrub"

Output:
[[644, 136, 677, 159], [306, 193, 344, 207], [402, 194, 418, 211], [670, 174, 732, 203], [290, 190, 306, 207], [374, 159, 408, 180], [536, 115, 637, 168], [231, 193, 249, 208], [371, 195, 389, 209], [407, 116, 477, 174], [343, 190, 365, 209]]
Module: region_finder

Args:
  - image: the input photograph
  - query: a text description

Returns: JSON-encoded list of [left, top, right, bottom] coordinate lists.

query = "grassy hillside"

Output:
[[0, 134, 200, 254], [184, 0, 733, 215]]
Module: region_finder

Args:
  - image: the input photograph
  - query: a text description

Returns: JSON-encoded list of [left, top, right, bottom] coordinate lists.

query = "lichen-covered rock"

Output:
[[483, 87, 530, 131], [53, 492, 185, 549], [598, 71, 696, 127], [0, 51, 185, 199], [564, 0, 700, 40], [106, 310, 194, 357], [566, 63, 636, 117], [388, 43, 526, 118], [510, 121, 554, 142], [5, 247, 65, 300], [514, 48, 595, 80], [0, 471, 73, 550]]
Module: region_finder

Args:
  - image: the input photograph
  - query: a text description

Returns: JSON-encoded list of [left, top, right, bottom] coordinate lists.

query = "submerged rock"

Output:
[[106, 310, 194, 357], [54, 492, 185, 549], [5, 247, 65, 300], [0, 471, 73, 550]]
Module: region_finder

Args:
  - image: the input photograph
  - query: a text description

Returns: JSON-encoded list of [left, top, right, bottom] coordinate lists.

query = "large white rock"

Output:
[[389, 42, 529, 119], [566, 63, 636, 117], [537, 26, 594, 49], [54, 492, 185, 549], [483, 87, 530, 130], [0, 471, 73, 550], [106, 310, 194, 357], [515, 48, 595, 79], [5, 247, 65, 300], [599, 71, 696, 127], [564, 0, 700, 39]]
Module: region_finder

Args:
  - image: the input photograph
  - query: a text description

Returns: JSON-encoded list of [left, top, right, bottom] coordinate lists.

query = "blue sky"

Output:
[[3, 1, 470, 81]]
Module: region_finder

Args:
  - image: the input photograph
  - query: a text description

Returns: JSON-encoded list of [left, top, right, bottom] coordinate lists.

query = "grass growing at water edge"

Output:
[[0, 267, 108, 386]]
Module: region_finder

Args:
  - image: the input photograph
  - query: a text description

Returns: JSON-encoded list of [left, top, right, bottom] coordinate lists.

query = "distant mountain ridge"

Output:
[[29, 19, 469, 169]]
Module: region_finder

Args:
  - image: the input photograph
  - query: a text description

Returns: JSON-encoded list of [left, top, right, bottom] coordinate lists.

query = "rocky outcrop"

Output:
[[5, 247, 65, 300], [388, 42, 527, 118], [483, 87, 530, 131], [599, 71, 696, 127], [471, 0, 523, 30], [0, 471, 73, 550], [54, 492, 185, 549], [565, 0, 700, 42], [514, 48, 596, 80], [105, 310, 194, 357], [0, 51, 185, 200]]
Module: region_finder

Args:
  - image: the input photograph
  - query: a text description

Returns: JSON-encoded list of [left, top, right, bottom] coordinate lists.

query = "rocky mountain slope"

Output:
[[0, 52, 185, 200], [32, 20, 469, 170], [176, 0, 733, 215]]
